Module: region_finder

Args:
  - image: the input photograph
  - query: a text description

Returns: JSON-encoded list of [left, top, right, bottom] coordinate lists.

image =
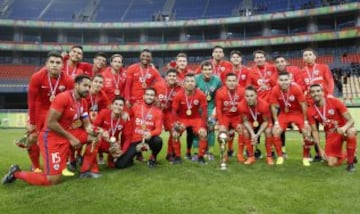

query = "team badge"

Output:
[[289, 95, 295, 101], [54, 164, 59, 170], [314, 70, 319, 75], [328, 109, 335, 115], [147, 114, 153, 120], [194, 100, 199, 105], [304, 78, 309, 84], [59, 85, 66, 91], [220, 67, 225, 71], [241, 74, 246, 80]]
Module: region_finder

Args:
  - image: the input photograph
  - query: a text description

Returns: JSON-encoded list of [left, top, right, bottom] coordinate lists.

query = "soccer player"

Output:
[[270, 71, 311, 166], [101, 54, 127, 101], [23, 51, 74, 172], [175, 52, 193, 85], [86, 74, 110, 122], [239, 86, 274, 165], [79, 52, 107, 78], [195, 46, 232, 82], [215, 73, 244, 162], [171, 73, 208, 164], [3, 75, 95, 185], [274, 55, 301, 84], [80, 96, 132, 176], [125, 49, 162, 106], [246, 50, 277, 102], [224, 50, 249, 88], [153, 69, 182, 161], [63, 45, 84, 79], [300, 48, 335, 161], [307, 84, 356, 172], [115, 88, 163, 169], [195, 61, 222, 160], [274, 55, 302, 156]]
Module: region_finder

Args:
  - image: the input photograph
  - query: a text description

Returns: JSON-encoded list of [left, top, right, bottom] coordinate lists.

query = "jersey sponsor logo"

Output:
[[224, 101, 229, 106], [266, 71, 272, 75], [193, 100, 199, 105]]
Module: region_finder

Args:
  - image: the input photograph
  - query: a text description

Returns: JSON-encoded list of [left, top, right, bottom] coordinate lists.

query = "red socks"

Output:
[[15, 171, 51, 186], [27, 143, 40, 169]]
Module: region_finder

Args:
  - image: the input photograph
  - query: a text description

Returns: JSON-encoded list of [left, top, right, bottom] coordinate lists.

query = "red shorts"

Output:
[[278, 112, 304, 131], [179, 118, 205, 134], [219, 116, 242, 130], [325, 133, 344, 158], [68, 128, 89, 144], [39, 130, 70, 175], [163, 111, 173, 131]]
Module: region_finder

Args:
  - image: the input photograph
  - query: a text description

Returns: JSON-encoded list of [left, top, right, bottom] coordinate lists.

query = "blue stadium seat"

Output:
[[8, 0, 48, 20], [96, 0, 132, 22], [42, 0, 87, 21], [124, 0, 166, 21]]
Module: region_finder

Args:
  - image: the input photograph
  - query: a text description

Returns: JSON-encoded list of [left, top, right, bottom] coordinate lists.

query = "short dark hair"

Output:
[[176, 52, 187, 58], [274, 55, 287, 61], [230, 50, 242, 57], [70, 45, 83, 51], [74, 75, 91, 84], [225, 72, 237, 79], [167, 68, 177, 75], [213, 45, 224, 52], [141, 49, 151, 54], [200, 61, 213, 69], [112, 96, 125, 104], [94, 52, 107, 59], [278, 71, 290, 77], [245, 85, 257, 93], [185, 73, 195, 78], [46, 51, 62, 60], [253, 49, 266, 57], [145, 87, 157, 95], [92, 74, 104, 80], [310, 83, 322, 90], [303, 48, 317, 56]]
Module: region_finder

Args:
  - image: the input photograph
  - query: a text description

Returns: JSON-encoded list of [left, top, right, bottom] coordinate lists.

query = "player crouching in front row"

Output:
[[307, 84, 357, 172]]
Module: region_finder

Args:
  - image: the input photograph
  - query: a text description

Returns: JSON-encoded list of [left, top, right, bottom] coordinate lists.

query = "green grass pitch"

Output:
[[0, 129, 359, 214]]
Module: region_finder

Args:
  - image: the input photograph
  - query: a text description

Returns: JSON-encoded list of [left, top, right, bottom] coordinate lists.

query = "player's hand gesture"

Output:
[[69, 136, 81, 149]]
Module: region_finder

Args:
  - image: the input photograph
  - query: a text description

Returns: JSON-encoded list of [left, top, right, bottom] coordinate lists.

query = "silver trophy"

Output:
[[218, 132, 228, 170]]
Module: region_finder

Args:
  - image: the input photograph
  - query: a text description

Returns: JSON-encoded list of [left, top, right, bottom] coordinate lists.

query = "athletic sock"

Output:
[[15, 171, 51, 186]]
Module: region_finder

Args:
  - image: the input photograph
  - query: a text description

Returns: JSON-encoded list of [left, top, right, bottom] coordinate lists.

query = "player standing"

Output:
[[171, 73, 208, 164], [215, 73, 244, 162], [63, 45, 84, 79]]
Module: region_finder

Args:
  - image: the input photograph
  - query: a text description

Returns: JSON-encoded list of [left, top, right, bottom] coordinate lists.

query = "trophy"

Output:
[[218, 131, 228, 170]]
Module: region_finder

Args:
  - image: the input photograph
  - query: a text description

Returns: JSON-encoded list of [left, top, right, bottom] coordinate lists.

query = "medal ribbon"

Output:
[[71, 91, 82, 120], [48, 71, 61, 97], [110, 115, 121, 137], [227, 89, 237, 109], [165, 86, 175, 106], [280, 89, 291, 108], [66, 62, 77, 78], [247, 104, 258, 122], [141, 104, 153, 127], [305, 64, 317, 84], [185, 92, 194, 110], [140, 65, 149, 83], [89, 93, 98, 110], [112, 71, 122, 90], [314, 99, 327, 122]]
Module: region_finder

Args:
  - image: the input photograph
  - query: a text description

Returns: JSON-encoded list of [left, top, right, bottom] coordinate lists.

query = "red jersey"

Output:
[[238, 98, 271, 124], [153, 80, 182, 113], [299, 63, 334, 96], [44, 90, 89, 133], [172, 88, 208, 126], [246, 63, 278, 101], [28, 67, 74, 126], [101, 67, 127, 101], [269, 83, 306, 114], [85, 90, 110, 121], [124, 63, 162, 103], [93, 108, 132, 149], [62, 61, 83, 80], [284, 65, 302, 85], [195, 60, 233, 81], [78, 62, 105, 78], [177, 68, 194, 86], [215, 86, 244, 124], [128, 102, 163, 145], [221, 65, 249, 87], [307, 96, 348, 133]]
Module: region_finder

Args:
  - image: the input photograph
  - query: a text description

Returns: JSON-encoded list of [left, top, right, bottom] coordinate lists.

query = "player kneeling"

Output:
[[308, 84, 356, 172]]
